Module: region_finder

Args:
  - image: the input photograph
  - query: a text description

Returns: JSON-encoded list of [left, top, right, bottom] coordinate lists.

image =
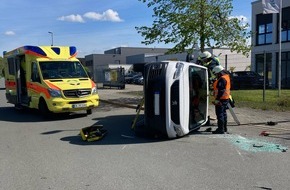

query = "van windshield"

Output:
[[188, 66, 208, 129], [39, 61, 88, 79]]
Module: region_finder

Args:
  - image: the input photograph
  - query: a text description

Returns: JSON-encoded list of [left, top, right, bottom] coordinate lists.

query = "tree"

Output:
[[136, 0, 251, 56]]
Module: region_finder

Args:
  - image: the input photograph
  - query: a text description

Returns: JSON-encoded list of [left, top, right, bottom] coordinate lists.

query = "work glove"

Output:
[[212, 100, 221, 106]]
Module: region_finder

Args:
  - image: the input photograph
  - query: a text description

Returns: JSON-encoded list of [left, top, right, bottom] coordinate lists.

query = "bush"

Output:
[[277, 97, 289, 107]]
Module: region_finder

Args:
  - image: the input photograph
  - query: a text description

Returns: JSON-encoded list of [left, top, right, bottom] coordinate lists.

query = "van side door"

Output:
[[4, 57, 21, 104]]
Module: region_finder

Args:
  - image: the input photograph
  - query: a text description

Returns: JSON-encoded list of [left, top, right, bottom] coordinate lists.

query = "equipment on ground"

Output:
[[227, 103, 240, 125], [131, 98, 144, 129], [80, 125, 107, 141]]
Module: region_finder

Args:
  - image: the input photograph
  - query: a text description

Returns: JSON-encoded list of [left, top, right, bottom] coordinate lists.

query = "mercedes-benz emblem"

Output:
[[77, 90, 82, 97]]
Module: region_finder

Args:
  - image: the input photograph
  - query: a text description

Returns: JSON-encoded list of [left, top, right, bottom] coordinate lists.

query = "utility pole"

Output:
[[48, 31, 53, 46]]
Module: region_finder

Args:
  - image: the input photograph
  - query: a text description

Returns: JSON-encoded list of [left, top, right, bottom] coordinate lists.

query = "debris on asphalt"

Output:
[[259, 130, 290, 137], [228, 135, 288, 153], [205, 127, 212, 132], [260, 131, 270, 136], [266, 121, 277, 126], [253, 144, 264, 148]]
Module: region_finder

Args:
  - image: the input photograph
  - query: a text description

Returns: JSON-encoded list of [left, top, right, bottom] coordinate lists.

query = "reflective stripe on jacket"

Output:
[[213, 74, 231, 100]]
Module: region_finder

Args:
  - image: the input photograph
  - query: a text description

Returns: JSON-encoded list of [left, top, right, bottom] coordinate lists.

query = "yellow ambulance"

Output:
[[3, 45, 99, 116]]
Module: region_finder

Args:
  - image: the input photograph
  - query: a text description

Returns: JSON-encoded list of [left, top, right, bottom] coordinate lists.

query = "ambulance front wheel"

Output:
[[39, 98, 52, 117], [86, 109, 92, 115]]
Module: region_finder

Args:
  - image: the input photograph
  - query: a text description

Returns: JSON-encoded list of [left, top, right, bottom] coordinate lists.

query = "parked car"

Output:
[[281, 77, 290, 89], [231, 71, 269, 90], [125, 73, 142, 84], [133, 75, 144, 85], [125, 74, 135, 84]]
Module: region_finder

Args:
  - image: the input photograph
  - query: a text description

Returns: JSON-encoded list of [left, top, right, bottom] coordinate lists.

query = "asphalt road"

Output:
[[0, 79, 290, 190]]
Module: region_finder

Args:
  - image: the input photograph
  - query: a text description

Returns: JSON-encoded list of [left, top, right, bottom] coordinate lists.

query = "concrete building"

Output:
[[84, 47, 168, 82], [252, 0, 290, 88], [129, 48, 250, 72], [85, 46, 250, 83]]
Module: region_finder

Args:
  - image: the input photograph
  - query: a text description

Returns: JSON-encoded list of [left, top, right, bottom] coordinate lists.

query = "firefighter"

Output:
[[198, 51, 221, 68], [212, 65, 231, 134], [198, 51, 221, 83]]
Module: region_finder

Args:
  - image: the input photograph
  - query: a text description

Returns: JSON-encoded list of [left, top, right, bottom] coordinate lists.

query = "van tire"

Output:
[[86, 109, 92, 115]]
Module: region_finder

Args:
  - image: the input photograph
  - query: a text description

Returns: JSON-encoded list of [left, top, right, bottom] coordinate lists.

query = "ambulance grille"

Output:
[[63, 89, 91, 98]]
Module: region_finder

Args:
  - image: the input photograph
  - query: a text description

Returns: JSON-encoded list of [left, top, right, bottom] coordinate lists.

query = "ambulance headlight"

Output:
[[173, 62, 184, 79], [92, 87, 97, 95], [48, 88, 62, 97]]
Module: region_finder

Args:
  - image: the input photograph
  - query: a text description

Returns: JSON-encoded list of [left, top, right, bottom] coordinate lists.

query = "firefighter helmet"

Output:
[[199, 51, 212, 59], [212, 65, 224, 74]]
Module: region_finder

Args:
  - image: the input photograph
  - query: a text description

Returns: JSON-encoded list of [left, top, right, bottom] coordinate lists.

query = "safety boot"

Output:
[[212, 120, 225, 134], [224, 120, 228, 134]]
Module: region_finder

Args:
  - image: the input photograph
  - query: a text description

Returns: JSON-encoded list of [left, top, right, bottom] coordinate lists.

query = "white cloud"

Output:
[[83, 12, 102, 21], [229, 15, 250, 29], [5, 31, 15, 36], [235, 15, 248, 22], [83, 9, 123, 22], [230, 15, 249, 24], [57, 14, 85, 23]]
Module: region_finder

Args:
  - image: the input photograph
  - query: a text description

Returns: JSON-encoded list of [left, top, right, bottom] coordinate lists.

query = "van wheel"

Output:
[[86, 109, 92, 115], [39, 99, 52, 117]]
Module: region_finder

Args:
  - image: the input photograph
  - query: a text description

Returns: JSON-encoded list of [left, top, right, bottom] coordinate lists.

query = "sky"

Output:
[[0, 0, 253, 58]]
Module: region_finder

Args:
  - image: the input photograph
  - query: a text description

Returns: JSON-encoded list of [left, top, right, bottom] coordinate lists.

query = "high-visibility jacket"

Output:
[[213, 74, 231, 100]]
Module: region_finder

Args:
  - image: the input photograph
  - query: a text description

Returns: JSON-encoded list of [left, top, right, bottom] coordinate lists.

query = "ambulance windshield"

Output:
[[39, 61, 88, 79]]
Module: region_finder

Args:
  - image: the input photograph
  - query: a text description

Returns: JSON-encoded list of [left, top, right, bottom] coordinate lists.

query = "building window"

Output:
[[255, 53, 272, 86], [278, 52, 290, 88], [256, 14, 273, 45], [115, 48, 121, 54], [281, 7, 290, 42], [85, 60, 93, 67]]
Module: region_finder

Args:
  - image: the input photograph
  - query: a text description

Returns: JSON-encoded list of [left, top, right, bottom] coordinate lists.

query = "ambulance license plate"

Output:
[[72, 103, 86, 108]]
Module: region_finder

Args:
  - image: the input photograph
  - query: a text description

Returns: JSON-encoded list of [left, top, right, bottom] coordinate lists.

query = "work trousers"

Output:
[[215, 99, 229, 132]]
